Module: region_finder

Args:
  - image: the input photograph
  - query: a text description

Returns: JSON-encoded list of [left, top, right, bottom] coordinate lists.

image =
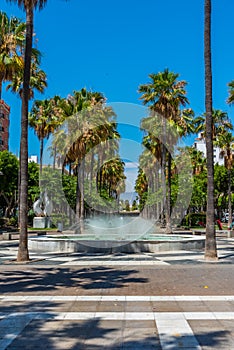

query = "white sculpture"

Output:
[[33, 193, 44, 216], [44, 191, 53, 216], [33, 191, 53, 217]]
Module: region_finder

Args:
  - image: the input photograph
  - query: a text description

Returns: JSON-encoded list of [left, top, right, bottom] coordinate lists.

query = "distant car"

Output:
[[221, 213, 234, 223]]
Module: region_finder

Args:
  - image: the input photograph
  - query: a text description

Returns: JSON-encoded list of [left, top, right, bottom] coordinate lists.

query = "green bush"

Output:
[[183, 213, 206, 227], [6, 217, 18, 227]]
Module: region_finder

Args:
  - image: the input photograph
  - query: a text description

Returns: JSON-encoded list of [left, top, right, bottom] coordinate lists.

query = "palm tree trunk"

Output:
[[165, 152, 172, 233], [80, 161, 85, 221], [89, 149, 94, 195], [39, 137, 43, 183], [0, 78, 3, 101], [227, 167, 232, 228], [76, 164, 81, 218], [161, 144, 166, 227], [204, 0, 217, 260], [53, 145, 57, 170], [17, 6, 33, 262]]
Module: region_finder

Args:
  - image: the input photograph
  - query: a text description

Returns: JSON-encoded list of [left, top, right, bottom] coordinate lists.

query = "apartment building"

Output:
[[193, 133, 224, 166], [0, 100, 10, 151]]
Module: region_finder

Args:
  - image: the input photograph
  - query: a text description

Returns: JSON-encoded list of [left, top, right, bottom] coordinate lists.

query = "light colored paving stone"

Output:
[[155, 313, 201, 349], [1, 295, 234, 302], [0, 299, 234, 349]]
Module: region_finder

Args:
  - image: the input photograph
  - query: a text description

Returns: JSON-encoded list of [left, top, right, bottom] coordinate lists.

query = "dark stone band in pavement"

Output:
[[0, 265, 233, 296]]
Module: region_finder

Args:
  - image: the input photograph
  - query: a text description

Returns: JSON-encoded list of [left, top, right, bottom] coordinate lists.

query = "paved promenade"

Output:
[[0, 237, 233, 349]]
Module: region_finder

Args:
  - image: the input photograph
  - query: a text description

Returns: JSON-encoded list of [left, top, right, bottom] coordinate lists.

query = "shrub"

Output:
[[183, 213, 206, 227]]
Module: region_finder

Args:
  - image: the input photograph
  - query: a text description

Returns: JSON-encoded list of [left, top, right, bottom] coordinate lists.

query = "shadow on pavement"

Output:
[[0, 267, 148, 293], [5, 317, 231, 350]]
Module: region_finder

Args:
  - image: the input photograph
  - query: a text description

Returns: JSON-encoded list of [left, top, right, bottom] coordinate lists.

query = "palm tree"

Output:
[[227, 81, 234, 104], [0, 11, 25, 99], [204, 0, 217, 260], [7, 0, 48, 262], [193, 109, 233, 139], [53, 89, 119, 223], [186, 147, 206, 175], [138, 69, 190, 233], [215, 131, 234, 228], [6, 54, 47, 99], [29, 97, 63, 177]]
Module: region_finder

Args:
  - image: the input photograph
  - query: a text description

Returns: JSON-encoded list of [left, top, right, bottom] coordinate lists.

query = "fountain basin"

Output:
[[28, 234, 205, 253]]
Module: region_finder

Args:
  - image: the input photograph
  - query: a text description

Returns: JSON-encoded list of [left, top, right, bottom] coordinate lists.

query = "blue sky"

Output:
[[2, 0, 234, 181]]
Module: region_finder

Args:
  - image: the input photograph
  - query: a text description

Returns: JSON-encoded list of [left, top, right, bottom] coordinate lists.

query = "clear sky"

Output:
[[2, 0, 234, 166]]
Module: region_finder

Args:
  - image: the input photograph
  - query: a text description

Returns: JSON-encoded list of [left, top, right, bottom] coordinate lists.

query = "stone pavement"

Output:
[[0, 237, 233, 349]]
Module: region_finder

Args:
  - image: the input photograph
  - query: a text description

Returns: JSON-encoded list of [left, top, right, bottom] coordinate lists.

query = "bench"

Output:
[[0, 231, 47, 240], [192, 229, 234, 238]]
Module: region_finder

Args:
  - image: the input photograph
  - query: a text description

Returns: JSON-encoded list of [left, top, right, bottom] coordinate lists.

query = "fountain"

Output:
[[28, 214, 205, 253]]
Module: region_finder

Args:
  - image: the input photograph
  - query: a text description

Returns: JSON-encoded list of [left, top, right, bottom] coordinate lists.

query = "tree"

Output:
[[0, 11, 25, 99], [7, 0, 48, 262], [29, 97, 63, 177], [28, 160, 40, 209], [204, 0, 217, 260], [6, 53, 47, 99], [227, 80, 234, 105], [138, 69, 190, 232], [193, 109, 233, 139], [0, 151, 19, 217], [214, 164, 229, 216], [215, 132, 234, 227], [57, 89, 121, 223]]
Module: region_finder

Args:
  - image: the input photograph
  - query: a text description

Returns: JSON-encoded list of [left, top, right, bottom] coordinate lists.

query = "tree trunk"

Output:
[[53, 145, 57, 170], [89, 149, 94, 195], [80, 161, 85, 221], [76, 164, 81, 218], [227, 167, 232, 228], [204, 0, 217, 260], [165, 152, 172, 233], [39, 137, 43, 186], [17, 6, 33, 262], [0, 78, 3, 101]]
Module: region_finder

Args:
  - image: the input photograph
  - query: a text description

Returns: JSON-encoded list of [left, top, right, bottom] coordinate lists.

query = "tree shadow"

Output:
[[0, 266, 148, 294], [0, 300, 65, 314], [5, 317, 232, 350], [7, 317, 160, 349]]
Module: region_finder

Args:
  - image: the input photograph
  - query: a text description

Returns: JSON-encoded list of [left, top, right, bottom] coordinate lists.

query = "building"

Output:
[[193, 133, 224, 166], [28, 155, 38, 163], [0, 100, 10, 151]]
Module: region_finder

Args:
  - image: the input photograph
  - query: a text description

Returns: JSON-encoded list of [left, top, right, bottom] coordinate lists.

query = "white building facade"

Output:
[[193, 133, 224, 166]]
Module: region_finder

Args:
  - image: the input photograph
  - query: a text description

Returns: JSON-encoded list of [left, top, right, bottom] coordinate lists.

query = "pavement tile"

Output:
[[0, 237, 234, 349]]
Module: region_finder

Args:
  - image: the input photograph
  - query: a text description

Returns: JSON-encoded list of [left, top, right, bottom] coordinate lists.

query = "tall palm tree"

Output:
[[138, 69, 190, 233], [193, 109, 233, 139], [0, 11, 25, 99], [29, 97, 62, 176], [204, 0, 217, 260], [6, 54, 47, 99], [186, 147, 206, 175], [7, 0, 48, 262], [227, 81, 234, 104], [54, 89, 119, 223]]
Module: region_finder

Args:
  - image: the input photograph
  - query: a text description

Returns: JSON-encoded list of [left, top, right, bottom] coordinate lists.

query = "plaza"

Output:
[[0, 236, 233, 349]]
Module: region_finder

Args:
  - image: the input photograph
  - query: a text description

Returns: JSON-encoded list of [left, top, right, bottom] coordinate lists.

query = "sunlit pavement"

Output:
[[0, 237, 233, 349]]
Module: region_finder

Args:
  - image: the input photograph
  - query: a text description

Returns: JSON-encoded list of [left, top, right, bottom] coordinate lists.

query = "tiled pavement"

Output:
[[0, 237, 234, 266], [0, 237, 233, 349]]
